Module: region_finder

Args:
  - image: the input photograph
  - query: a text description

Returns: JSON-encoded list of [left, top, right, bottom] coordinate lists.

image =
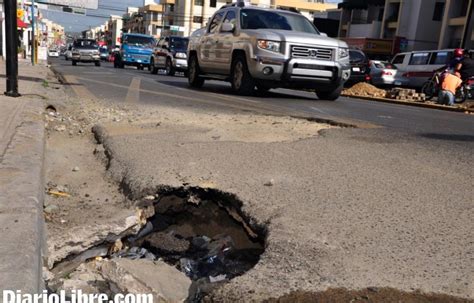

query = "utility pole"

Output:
[[4, 0, 21, 97], [31, 0, 36, 65]]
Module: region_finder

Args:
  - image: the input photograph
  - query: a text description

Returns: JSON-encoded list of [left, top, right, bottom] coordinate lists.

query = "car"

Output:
[[48, 49, 59, 57], [369, 60, 407, 87], [346, 49, 370, 86], [64, 44, 72, 61], [114, 33, 155, 70], [187, 1, 351, 100], [70, 39, 101, 66], [99, 47, 109, 61], [149, 36, 189, 76]]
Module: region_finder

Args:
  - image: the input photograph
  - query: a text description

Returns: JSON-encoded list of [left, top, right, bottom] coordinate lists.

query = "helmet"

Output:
[[454, 48, 464, 58]]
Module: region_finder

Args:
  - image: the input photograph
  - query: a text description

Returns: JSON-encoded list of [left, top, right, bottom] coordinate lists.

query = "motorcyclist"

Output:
[[435, 48, 464, 75], [455, 49, 474, 81]]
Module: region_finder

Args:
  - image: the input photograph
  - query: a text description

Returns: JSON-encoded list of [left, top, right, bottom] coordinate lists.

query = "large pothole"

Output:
[[47, 188, 266, 302]]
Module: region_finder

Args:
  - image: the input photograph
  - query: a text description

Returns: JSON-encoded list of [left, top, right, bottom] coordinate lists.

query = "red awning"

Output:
[[17, 18, 28, 29]]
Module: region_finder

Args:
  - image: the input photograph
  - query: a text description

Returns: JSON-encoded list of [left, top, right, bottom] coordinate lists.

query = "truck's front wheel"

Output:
[[188, 55, 205, 88], [231, 56, 255, 95], [316, 84, 343, 101]]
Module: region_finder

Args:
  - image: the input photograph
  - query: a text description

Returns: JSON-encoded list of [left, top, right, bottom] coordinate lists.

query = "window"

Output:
[[349, 50, 366, 63], [193, 16, 203, 23], [240, 9, 319, 34], [432, 2, 444, 21], [429, 51, 452, 65], [195, 0, 203, 6], [210, 0, 217, 7], [391, 54, 405, 65], [222, 10, 236, 29], [208, 11, 224, 33], [409, 52, 430, 65]]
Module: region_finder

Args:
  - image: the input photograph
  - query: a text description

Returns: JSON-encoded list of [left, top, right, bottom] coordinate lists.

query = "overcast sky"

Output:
[[42, 0, 343, 33]]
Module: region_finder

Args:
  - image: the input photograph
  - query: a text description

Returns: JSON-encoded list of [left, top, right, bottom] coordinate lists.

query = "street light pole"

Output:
[[31, 0, 36, 65], [4, 0, 21, 97]]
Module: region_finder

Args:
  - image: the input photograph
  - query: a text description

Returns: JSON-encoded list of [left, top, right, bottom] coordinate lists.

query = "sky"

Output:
[[41, 0, 343, 33], [41, 0, 147, 33]]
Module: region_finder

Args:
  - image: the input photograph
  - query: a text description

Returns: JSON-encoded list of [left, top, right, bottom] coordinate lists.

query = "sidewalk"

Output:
[[0, 60, 49, 293]]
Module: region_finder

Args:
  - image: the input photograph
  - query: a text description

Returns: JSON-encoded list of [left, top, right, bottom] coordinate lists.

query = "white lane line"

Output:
[[125, 77, 141, 103], [310, 106, 329, 115]]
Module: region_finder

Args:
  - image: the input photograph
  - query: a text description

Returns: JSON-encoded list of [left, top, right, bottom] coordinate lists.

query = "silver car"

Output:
[[187, 1, 351, 100], [150, 36, 189, 76], [70, 39, 101, 67], [369, 60, 407, 87]]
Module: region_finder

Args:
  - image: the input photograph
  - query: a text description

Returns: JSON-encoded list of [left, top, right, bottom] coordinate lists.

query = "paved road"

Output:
[[50, 58, 474, 139]]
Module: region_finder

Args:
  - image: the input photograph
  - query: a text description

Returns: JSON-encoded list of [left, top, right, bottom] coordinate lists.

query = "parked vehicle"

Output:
[[114, 33, 155, 70], [369, 60, 407, 87], [48, 49, 59, 57], [150, 36, 189, 76], [71, 39, 101, 66], [346, 49, 370, 86], [187, 1, 351, 100], [391, 49, 456, 88]]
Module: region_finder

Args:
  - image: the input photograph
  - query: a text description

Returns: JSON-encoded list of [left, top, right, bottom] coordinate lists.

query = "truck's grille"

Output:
[[291, 46, 334, 60], [132, 54, 149, 60]]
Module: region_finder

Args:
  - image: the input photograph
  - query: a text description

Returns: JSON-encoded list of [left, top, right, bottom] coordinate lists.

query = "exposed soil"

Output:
[[264, 288, 474, 303], [343, 83, 387, 98]]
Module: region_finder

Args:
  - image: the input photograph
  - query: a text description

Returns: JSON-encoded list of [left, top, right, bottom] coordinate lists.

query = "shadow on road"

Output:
[[420, 133, 474, 142]]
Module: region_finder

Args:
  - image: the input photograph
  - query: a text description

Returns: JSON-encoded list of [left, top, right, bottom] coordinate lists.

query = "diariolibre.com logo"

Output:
[[2, 290, 153, 303]]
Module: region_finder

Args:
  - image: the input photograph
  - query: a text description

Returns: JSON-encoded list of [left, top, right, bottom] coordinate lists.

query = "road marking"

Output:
[[310, 106, 328, 115], [62, 75, 97, 100], [125, 77, 141, 103]]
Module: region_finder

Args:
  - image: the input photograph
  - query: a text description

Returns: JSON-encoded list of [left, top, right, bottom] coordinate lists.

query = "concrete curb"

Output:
[[0, 99, 46, 293], [342, 94, 474, 114]]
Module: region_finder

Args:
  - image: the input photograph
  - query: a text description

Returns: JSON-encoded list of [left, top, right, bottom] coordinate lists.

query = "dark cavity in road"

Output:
[[117, 189, 267, 301]]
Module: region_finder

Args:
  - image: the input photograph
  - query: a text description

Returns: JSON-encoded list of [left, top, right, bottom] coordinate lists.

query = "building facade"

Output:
[[338, 0, 473, 52]]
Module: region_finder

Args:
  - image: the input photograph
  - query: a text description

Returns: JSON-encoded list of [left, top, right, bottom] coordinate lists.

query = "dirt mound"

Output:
[[344, 82, 387, 98], [264, 288, 473, 303]]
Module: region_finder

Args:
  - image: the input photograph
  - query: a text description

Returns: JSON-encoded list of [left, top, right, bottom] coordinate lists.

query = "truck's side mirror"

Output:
[[320, 32, 328, 37], [221, 22, 234, 32]]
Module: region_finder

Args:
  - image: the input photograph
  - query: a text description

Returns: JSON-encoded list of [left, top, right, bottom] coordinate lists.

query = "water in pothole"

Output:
[[49, 190, 266, 302]]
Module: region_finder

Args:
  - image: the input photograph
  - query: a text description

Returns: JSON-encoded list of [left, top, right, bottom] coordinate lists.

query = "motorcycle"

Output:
[[421, 71, 471, 104]]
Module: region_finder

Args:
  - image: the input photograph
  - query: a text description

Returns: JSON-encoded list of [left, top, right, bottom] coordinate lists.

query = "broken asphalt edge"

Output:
[[342, 93, 474, 114], [0, 100, 46, 293]]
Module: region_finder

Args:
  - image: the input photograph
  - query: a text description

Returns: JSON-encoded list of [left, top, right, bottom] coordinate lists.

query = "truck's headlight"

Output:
[[174, 52, 187, 59], [339, 48, 349, 59], [257, 40, 281, 53]]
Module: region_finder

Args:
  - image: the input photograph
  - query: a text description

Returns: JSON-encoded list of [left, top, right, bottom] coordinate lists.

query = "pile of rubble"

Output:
[[343, 83, 430, 103], [343, 82, 387, 98], [387, 88, 426, 102]]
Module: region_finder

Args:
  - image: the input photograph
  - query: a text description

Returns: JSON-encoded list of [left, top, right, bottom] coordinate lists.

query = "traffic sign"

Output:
[[42, 0, 98, 9]]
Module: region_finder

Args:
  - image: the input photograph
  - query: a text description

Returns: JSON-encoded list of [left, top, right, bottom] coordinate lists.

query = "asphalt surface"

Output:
[[50, 58, 474, 139], [51, 57, 474, 300]]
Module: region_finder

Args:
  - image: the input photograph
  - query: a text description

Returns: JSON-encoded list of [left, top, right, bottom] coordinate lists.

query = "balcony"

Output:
[[449, 16, 467, 26]]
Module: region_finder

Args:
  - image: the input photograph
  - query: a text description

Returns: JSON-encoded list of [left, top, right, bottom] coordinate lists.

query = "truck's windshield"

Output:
[[123, 35, 155, 48], [240, 9, 319, 34], [170, 37, 189, 50], [73, 40, 98, 49]]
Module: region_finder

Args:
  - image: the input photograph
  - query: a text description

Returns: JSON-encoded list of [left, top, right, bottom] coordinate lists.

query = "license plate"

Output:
[[352, 67, 360, 72], [137, 59, 142, 63], [394, 81, 402, 86]]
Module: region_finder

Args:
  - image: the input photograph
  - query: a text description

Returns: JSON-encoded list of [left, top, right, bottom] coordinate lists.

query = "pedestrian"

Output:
[[438, 72, 462, 106]]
